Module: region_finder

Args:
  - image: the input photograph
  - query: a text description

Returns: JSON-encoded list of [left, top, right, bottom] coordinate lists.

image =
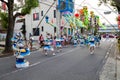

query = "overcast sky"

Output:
[[75, 0, 118, 25]]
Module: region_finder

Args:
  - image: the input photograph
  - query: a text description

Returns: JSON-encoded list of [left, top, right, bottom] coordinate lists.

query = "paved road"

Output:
[[0, 38, 116, 80]]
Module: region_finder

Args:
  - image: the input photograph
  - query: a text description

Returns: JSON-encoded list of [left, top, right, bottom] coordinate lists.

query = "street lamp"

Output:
[[104, 11, 111, 14]]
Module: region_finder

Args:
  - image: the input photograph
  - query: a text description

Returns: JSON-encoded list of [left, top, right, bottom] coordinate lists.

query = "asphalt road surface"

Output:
[[0, 38, 116, 80]]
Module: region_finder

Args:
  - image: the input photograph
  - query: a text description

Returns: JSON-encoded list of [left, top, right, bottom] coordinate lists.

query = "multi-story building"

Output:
[[24, 0, 74, 40]]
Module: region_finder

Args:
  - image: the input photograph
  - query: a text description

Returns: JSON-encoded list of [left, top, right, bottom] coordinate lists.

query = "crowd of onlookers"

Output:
[[39, 33, 70, 48]]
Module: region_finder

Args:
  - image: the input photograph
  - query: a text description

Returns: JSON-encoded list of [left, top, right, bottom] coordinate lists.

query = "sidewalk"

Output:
[[117, 59, 120, 80], [0, 41, 5, 53], [0, 41, 5, 48], [99, 44, 120, 80], [0, 40, 40, 52]]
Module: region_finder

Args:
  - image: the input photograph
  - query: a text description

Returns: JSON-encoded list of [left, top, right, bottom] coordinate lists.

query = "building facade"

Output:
[[24, 0, 74, 40]]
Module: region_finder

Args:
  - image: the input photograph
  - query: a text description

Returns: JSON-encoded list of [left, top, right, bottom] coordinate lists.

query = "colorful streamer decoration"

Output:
[[82, 6, 89, 28], [63, 13, 76, 28], [90, 11, 94, 18], [48, 22, 57, 28], [98, 23, 106, 29], [95, 15, 100, 25], [63, 11, 87, 29], [79, 9, 83, 15], [74, 13, 80, 18], [75, 18, 86, 28]]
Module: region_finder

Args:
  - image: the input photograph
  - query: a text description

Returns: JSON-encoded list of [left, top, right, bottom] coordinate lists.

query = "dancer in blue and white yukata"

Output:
[[88, 34, 95, 54], [56, 38, 62, 52], [80, 35, 84, 47], [84, 36, 89, 46], [12, 32, 30, 68], [73, 36, 78, 47], [94, 34, 101, 47], [43, 39, 55, 56]]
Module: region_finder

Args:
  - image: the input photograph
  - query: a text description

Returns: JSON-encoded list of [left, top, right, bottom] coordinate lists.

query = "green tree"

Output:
[[0, 0, 39, 55], [0, 12, 8, 29]]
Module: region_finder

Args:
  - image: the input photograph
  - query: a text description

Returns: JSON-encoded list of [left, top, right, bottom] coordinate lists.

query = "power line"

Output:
[[39, 1, 56, 8], [39, 1, 112, 12], [86, 2, 118, 32], [33, 1, 56, 35], [37, 1, 119, 33], [102, 2, 118, 15]]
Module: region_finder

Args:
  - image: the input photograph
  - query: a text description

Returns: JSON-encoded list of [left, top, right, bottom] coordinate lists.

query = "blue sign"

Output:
[[45, 16, 49, 23], [58, 0, 74, 13]]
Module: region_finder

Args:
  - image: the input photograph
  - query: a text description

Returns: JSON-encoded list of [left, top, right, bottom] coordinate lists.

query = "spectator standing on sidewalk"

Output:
[[29, 35, 34, 50], [63, 34, 67, 47], [52, 36, 56, 49], [39, 34, 44, 48]]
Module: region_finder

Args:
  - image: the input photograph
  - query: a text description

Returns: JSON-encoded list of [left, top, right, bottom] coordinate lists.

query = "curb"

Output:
[[99, 43, 115, 80], [117, 60, 120, 80]]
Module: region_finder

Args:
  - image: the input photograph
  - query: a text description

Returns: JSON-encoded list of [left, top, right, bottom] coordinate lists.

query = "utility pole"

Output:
[[34, 0, 56, 35], [56, 0, 61, 38]]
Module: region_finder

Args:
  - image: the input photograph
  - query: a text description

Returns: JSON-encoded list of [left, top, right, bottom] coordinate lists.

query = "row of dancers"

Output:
[[41, 33, 101, 55], [72, 33, 101, 54], [11, 32, 101, 68]]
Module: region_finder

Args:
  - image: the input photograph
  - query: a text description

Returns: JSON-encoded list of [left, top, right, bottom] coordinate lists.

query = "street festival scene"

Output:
[[0, 0, 120, 80]]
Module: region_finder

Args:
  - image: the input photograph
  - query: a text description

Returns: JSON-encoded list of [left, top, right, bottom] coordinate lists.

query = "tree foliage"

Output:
[[0, 0, 39, 54], [0, 12, 8, 29], [0, 0, 39, 29], [98, 0, 120, 11], [21, 0, 39, 14]]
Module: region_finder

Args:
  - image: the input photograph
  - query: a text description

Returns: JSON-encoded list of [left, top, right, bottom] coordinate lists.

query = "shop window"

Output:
[[54, 27, 56, 33], [33, 28, 39, 36], [41, 26, 44, 32], [41, 11, 43, 16], [54, 10, 56, 18]]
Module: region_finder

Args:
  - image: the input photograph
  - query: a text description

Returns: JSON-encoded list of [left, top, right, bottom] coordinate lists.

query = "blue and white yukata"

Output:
[[74, 39, 77, 46], [56, 38, 62, 48], [43, 39, 54, 51], [80, 37, 84, 47], [89, 37, 95, 47]]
